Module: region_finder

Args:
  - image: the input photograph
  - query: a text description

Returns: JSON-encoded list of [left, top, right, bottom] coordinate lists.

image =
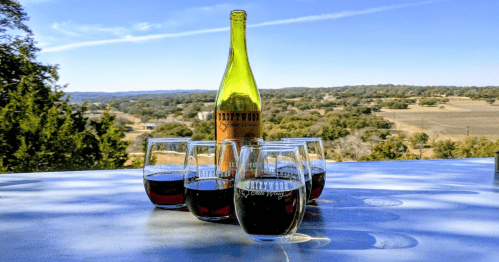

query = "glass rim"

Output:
[[189, 140, 216, 145], [281, 137, 322, 142], [240, 145, 300, 152], [230, 10, 247, 20], [189, 140, 236, 145], [263, 141, 307, 146], [147, 137, 191, 143], [223, 138, 263, 142]]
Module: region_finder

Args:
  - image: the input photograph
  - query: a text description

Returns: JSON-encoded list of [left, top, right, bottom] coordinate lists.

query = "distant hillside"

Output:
[[66, 89, 211, 104], [66, 87, 312, 104]]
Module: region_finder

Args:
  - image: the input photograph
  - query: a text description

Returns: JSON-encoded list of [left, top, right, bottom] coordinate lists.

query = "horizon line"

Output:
[[65, 84, 499, 94]]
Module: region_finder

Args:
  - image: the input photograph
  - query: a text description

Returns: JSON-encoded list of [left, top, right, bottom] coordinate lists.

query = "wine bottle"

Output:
[[215, 10, 262, 146]]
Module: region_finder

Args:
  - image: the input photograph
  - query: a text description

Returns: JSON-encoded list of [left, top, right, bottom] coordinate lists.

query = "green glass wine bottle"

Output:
[[215, 10, 262, 145]]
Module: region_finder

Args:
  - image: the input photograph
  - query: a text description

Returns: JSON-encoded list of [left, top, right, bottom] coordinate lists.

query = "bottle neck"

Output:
[[230, 18, 248, 62]]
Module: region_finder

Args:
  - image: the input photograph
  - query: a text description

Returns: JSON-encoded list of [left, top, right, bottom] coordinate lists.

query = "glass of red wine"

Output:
[[234, 145, 307, 243], [143, 138, 190, 209], [262, 141, 312, 203], [281, 137, 326, 202], [184, 140, 238, 221]]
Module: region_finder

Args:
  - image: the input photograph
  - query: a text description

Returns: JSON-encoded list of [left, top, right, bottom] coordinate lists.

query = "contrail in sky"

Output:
[[41, 0, 444, 53]]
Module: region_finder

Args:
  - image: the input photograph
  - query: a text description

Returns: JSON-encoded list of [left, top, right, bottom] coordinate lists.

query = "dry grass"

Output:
[[375, 98, 499, 142], [124, 130, 151, 143]]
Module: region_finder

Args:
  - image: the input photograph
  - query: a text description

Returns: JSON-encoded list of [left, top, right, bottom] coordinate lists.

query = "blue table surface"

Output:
[[1, 158, 498, 262]]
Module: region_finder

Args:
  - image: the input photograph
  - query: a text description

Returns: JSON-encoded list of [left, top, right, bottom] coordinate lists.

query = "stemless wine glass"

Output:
[[262, 141, 312, 203], [235, 145, 306, 243], [184, 140, 238, 221], [143, 138, 190, 209], [282, 137, 326, 201]]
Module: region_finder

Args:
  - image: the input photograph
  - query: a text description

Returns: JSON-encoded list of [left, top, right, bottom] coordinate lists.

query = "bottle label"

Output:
[[216, 111, 261, 141]]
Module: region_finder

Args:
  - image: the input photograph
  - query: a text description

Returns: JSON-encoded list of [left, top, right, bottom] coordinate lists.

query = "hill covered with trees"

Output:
[[85, 84, 499, 164]]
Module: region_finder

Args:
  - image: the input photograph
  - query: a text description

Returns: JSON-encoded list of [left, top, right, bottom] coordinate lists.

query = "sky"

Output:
[[18, 0, 499, 92]]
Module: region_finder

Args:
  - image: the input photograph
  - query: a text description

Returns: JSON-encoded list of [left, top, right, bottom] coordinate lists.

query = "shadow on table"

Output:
[[0, 179, 42, 192], [297, 206, 417, 250], [145, 200, 416, 260], [317, 187, 479, 208], [142, 241, 356, 262], [145, 186, 483, 259]]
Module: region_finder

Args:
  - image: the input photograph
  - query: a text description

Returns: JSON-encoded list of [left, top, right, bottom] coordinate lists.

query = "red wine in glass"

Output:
[[144, 172, 185, 209], [309, 167, 326, 200], [185, 177, 235, 221], [235, 178, 305, 238]]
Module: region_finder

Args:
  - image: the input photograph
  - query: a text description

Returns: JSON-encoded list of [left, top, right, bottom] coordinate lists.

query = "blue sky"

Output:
[[19, 0, 499, 92]]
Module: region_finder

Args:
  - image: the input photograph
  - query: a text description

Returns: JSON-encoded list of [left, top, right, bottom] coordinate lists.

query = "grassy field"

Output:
[[375, 98, 499, 142]]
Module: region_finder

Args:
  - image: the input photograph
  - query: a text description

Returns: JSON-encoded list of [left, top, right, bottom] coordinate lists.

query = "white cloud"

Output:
[[49, 3, 241, 39], [52, 22, 80, 36], [249, 0, 445, 28], [133, 22, 163, 31], [42, 27, 230, 52], [42, 1, 444, 53], [52, 21, 127, 37], [155, 3, 246, 29]]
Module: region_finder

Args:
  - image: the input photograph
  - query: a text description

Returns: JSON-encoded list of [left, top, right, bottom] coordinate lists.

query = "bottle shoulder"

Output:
[[216, 62, 261, 111]]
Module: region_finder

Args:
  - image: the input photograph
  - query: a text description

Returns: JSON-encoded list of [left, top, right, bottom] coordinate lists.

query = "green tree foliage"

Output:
[[264, 115, 319, 140], [432, 139, 456, 159], [152, 122, 193, 138], [408, 132, 429, 158], [318, 125, 349, 141], [452, 136, 499, 158], [324, 108, 392, 131], [419, 98, 438, 106], [0, 1, 129, 172], [191, 119, 215, 140], [358, 134, 408, 161], [382, 99, 412, 109], [89, 108, 130, 169], [361, 128, 390, 143]]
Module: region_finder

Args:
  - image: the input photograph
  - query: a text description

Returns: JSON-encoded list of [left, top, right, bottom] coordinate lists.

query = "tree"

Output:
[[359, 134, 408, 161], [1, 1, 81, 172], [432, 139, 456, 159], [452, 136, 498, 158], [318, 125, 349, 141], [370, 138, 407, 160], [419, 98, 438, 107], [382, 99, 409, 109], [89, 107, 130, 169], [409, 132, 429, 159], [191, 119, 215, 140], [152, 122, 193, 138], [338, 131, 368, 160], [361, 128, 390, 145], [0, 1, 129, 172]]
